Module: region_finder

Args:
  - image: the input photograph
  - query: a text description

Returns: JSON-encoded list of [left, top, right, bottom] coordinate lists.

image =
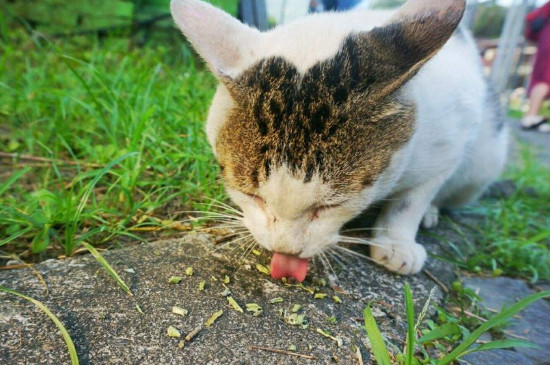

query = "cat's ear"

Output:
[[170, 0, 261, 78], [347, 0, 466, 101]]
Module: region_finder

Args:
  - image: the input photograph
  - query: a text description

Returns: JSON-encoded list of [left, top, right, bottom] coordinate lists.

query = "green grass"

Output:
[[0, 28, 226, 261], [428, 143, 550, 283], [363, 283, 549, 365], [463, 146, 550, 282]]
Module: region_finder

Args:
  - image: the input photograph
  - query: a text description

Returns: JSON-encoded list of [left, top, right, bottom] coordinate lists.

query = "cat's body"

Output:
[[171, 0, 508, 280]]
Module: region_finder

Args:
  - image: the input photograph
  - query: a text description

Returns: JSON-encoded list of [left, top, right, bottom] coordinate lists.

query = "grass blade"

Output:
[[0, 286, 79, 365], [438, 291, 550, 365], [0, 226, 32, 247], [460, 339, 540, 357], [82, 242, 133, 296], [417, 323, 461, 345], [364, 306, 392, 365], [523, 230, 550, 245], [74, 152, 137, 221], [404, 283, 415, 365], [0, 167, 30, 196]]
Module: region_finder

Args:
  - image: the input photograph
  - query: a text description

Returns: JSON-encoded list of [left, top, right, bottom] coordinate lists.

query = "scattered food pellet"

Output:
[[178, 340, 185, 349], [288, 345, 297, 351], [167, 326, 181, 338], [205, 310, 224, 327], [172, 306, 188, 317], [185, 326, 202, 342], [291, 304, 302, 313], [198, 281, 206, 291], [314, 293, 327, 299], [316, 328, 343, 347], [332, 295, 342, 304], [222, 275, 230, 284], [185, 267, 194, 276], [168, 276, 183, 284], [135, 304, 144, 314], [124, 268, 136, 274], [252, 249, 261, 256], [270, 297, 284, 304], [246, 303, 263, 316], [227, 296, 244, 313], [282, 312, 308, 329], [220, 285, 231, 297], [313, 278, 327, 287], [256, 264, 270, 275], [287, 283, 316, 294], [211, 276, 218, 281]]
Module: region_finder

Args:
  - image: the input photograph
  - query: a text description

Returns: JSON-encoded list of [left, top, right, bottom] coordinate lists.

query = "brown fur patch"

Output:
[[215, 9, 464, 195]]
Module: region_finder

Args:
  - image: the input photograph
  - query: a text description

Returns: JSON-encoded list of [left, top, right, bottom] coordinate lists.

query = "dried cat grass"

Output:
[[167, 326, 181, 338], [205, 310, 224, 327]]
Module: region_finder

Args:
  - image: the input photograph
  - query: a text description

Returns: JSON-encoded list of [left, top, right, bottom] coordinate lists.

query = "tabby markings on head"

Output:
[[216, 28, 430, 194]]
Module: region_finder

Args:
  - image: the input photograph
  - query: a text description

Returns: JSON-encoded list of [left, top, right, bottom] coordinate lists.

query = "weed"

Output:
[[363, 283, 549, 365]]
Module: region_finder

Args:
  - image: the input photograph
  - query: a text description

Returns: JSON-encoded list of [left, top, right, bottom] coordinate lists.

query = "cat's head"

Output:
[[171, 0, 464, 278]]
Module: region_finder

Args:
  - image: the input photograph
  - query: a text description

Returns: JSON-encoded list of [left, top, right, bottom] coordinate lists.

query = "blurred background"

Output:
[[0, 0, 547, 263], [0, 0, 544, 111]]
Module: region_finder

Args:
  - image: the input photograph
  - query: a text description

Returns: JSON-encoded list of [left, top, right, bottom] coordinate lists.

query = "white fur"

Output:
[[171, 0, 508, 275]]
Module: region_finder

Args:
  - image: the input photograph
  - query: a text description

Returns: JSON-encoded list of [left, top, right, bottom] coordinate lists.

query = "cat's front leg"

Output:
[[370, 178, 445, 274]]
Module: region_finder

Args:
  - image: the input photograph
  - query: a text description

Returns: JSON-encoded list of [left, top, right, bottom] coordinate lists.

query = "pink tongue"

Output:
[[270, 253, 309, 282]]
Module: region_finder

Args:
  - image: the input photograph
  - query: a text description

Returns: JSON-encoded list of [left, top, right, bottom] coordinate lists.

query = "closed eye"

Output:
[[311, 202, 346, 220], [245, 193, 266, 207]]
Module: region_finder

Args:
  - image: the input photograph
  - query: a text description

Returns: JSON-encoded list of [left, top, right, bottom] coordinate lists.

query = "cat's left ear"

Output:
[[343, 0, 466, 101], [170, 0, 261, 78]]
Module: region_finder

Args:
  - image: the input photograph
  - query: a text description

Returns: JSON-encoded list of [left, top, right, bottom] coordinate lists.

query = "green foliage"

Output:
[[1, 0, 238, 36], [370, 0, 406, 9], [363, 283, 549, 365], [83, 242, 133, 295], [363, 306, 392, 365], [0, 29, 225, 259], [404, 283, 415, 365], [473, 3, 507, 39], [464, 147, 550, 282]]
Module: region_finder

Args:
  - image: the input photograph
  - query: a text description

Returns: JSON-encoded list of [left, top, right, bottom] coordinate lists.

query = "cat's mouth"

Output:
[[270, 253, 309, 282]]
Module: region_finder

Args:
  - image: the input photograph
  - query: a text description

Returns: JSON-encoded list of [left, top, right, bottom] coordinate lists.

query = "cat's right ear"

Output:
[[170, 0, 261, 78]]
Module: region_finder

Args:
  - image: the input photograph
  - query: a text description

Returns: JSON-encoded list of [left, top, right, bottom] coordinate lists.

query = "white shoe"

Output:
[[521, 115, 547, 129]]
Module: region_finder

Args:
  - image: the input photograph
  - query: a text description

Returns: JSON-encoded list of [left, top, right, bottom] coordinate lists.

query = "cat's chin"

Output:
[[270, 253, 310, 282]]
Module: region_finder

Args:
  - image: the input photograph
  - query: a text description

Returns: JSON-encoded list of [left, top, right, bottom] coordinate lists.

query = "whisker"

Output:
[[325, 251, 347, 268], [209, 233, 253, 253], [173, 210, 244, 220], [320, 252, 340, 286], [199, 199, 244, 216], [340, 227, 392, 233], [339, 236, 411, 256], [332, 245, 382, 265], [238, 239, 259, 263]]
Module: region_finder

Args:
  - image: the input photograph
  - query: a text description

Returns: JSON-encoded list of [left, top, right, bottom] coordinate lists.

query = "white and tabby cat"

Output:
[[170, 0, 508, 281]]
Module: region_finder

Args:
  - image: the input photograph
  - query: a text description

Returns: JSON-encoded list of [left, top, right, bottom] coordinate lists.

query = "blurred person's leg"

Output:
[[523, 24, 550, 132], [522, 83, 550, 132], [526, 83, 549, 118]]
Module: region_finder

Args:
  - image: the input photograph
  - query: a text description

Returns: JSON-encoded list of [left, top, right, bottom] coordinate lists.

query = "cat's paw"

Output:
[[370, 237, 427, 275], [421, 205, 439, 229]]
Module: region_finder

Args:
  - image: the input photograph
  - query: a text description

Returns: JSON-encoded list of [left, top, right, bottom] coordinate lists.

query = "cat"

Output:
[[170, 0, 508, 281]]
